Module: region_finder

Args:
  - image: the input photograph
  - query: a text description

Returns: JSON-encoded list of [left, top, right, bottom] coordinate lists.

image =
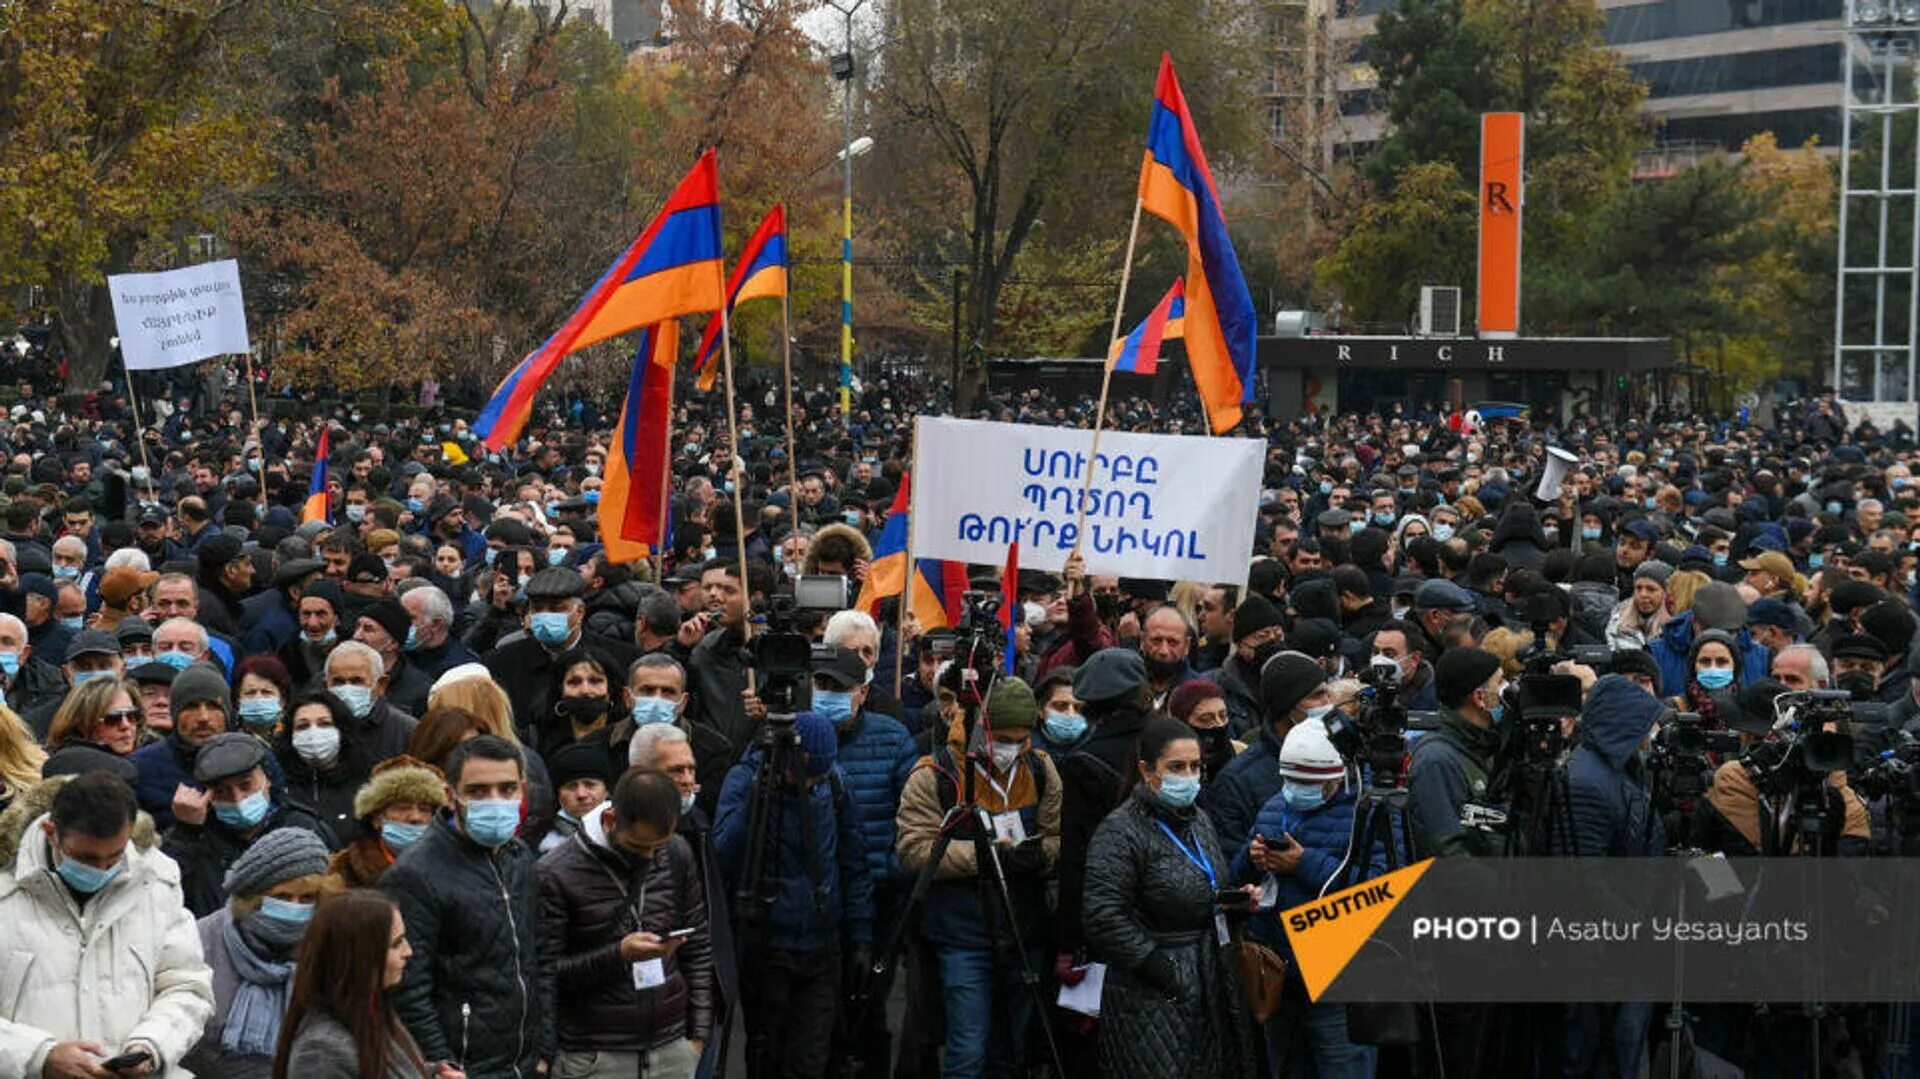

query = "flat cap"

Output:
[[63, 629, 120, 663], [1072, 648, 1148, 704], [1413, 578, 1475, 612], [526, 566, 587, 600], [192, 731, 268, 784]]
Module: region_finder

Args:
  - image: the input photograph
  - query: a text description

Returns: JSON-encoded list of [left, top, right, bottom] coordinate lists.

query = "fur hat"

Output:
[[352, 755, 448, 821]]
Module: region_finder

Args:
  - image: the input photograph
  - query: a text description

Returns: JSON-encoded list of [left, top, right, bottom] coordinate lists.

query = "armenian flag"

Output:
[[694, 203, 789, 391], [301, 427, 330, 525], [475, 151, 726, 450], [598, 322, 679, 564], [856, 473, 962, 631], [1137, 54, 1258, 434], [1108, 278, 1186, 376], [998, 542, 1020, 675]]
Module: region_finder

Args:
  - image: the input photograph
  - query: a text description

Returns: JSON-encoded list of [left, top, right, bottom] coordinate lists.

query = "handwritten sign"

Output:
[[910, 416, 1262, 586], [108, 259, 251, 371]]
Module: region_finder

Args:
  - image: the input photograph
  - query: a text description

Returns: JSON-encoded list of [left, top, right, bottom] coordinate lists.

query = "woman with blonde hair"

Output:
[[0, 704, 45, 813], [1666, 569, 1713, 615], [1481, 626, 1536, 677], [45, 676, 144, 757], [422, 668, 559, 844]]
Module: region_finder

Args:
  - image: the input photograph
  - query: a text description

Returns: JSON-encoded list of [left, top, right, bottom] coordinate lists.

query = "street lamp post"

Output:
[[828, 0, 867, 429]]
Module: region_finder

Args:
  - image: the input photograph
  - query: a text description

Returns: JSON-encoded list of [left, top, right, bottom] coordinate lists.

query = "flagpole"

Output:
[[121, 356, 155, 498], [1074, 192, 1143, 553], [717, 303, 756, 691], [894, 421, 921, 699], [781, 286, 799, 501], [242, 350, 261, 431]]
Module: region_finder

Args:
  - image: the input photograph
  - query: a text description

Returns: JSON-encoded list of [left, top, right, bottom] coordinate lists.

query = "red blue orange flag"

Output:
[[599, 322, 679, 564], [301, 427, 330, 525], [1137, 55, 1257, 433], [998, 542, 1020, 675], [1108, 278, 1186, 376], [694, 203, 789, 391], [475, 151, 726, 450], [856, 473, 960, 631]]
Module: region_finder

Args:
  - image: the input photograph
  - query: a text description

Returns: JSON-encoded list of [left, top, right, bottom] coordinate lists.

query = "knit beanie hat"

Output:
[[1232, 594, 1283, 642], [1279, 719, 1346, 784], [1259, 651, 1327, 721], [1632, 560, 1673, 587], [352, 756, 448, 821], [796, 710, 838, 777], [170, 663, 231, 725], [985, 678, 1038, 731], [222, 827, 330, 899], [359, 597, 411, 648], [1435, 648, 1502, 710], [549, 741, 618, 789], [1072, 648, 1148, 704]]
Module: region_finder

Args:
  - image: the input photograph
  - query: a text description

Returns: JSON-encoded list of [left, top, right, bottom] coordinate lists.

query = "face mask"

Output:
[[1304, 703, 1334, 724], [1827, 502, 1844, 516], [1644, 497, 1658, 510], [843, 510, 863, 527], [237, 698, 280, 728], [214, 789, 272, 830], [52, 565, 78, 582], [547, 547, 569, 567], [812, 689, 855, 725], [1373, 512, 1395, 527], [403, 625, 420, 652], [512, 580, 529, 604], [1348, 519, 1365, 535], [462, 797, 521, 847], [53, 852, 123, 895], [483, 547, 499, 566], [1695, 666, 1734, 691], [1043, 711, 1086, 743], [57, 616, 84, 633], [332, 683, 374, 719], [583, 490, 601, 505], [1390, 605, 1411, 621], [258, 896, 315, 928], [1810, 553, 1826, 570], [702, 547, 718, 561], [1581, 526, 1602, 541], [381, 819, 427, 851], [1155, 772, 1201, 808], [1432, 524, 1454, 542], [989, 740, 1021, 773], [292, 725, 342, 765], [346, 504, 367, 524], [630, 696, 678, 727], [680, 791, 697, 815], [72, 669, 113, 687], [406, 497, 426, 514], [1281, 781, 1327, 813], [156, 650, 194, 672], [311, 627, 337, 648], [1318, 481, 1333, 496], [1836, 670, 1876, 700], [530, 612, 572, 645]]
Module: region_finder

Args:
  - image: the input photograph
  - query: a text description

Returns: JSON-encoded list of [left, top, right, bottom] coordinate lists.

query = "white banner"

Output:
[[108, 259, 251, 371], [910, 416, 1263, 586]]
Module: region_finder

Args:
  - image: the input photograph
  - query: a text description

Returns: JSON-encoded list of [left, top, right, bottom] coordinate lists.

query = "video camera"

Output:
[[749, 594, 813, 715], [1739, 690, 1854, 806], [1323, 657, 1409, 787], [933, 590, 1006, 710]]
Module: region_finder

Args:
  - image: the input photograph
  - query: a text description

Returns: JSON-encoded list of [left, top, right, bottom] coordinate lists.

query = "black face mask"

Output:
[[554, 695, 609, 724], [1836, 670, 1877, 701], [1247, 641, 1283, 672], [1094, 594, 1123, 622], [1142, 653, 1182, 680], [1194, 725, 1234, 776]]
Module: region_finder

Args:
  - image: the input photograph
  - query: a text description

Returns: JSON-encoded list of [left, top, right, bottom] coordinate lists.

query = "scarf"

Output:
[[221, 914, 296, 1057], [1683, 682, 1720, 726]]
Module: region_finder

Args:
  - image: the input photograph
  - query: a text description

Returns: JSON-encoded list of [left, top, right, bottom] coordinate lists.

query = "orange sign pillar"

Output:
[[1477, 112, 1524, 339]]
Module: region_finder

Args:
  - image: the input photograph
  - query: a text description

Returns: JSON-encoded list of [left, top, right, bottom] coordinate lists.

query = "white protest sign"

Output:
[[910, 416, 1263, 586], [108, 259, 251, 371]]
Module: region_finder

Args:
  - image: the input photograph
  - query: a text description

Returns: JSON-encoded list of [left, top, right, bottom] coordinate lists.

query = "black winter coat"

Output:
[[537, 827, 715, 1053], [1083, 787, 1256, 1079], [163, 798, 336, 917], [1054, 703, 1148, 952], [382, 814, 547, 1079]]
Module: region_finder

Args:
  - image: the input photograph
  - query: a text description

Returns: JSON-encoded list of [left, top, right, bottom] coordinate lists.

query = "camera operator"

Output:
[[1771, 643, 1830, 693], [1695, 677, 1872, 857], [1365, 620, 1437, 710], [1407, 648, 1505, 859]]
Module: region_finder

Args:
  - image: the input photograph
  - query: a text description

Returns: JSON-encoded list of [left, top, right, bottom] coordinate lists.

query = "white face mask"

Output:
[[292, 725, 342, 766], [989, 740, 1021, 774]]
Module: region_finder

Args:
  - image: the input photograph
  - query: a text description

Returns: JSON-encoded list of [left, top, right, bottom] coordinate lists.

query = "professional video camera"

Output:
[[1324, 656, 1410, 785], [1857, 730, 1920, 852], [1737, 690, 1855, 855], [748, 594, 814, 715], [1644, 711, 1742, 850], [933, 590, 1006, 709]]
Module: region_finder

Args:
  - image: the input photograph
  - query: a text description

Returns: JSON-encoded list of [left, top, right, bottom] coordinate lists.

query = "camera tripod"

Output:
[[870, 647, 1066, 1079]]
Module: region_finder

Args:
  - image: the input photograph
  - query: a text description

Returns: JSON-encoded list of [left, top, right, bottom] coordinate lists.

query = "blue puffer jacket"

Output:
[[712, 744, 875, 953], [833, 709, 918, 890], [1207, 724, 1285, 865], [1231, 787, 1390, 954], [1558, 675, 1665, 857], [1649, 611, 1771, 698]]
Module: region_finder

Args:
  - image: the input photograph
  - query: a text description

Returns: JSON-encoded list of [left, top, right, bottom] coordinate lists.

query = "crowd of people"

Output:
[[0, 358, 1915, 1079]]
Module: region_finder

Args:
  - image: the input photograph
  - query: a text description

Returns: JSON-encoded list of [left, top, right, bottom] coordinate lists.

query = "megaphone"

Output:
[[1536, 445, 1580, 502]]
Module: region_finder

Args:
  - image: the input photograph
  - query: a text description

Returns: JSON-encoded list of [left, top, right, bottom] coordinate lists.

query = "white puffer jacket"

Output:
[[0, 813, 215, 1078]]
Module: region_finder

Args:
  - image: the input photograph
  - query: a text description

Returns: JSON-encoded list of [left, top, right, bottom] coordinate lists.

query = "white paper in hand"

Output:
[[1056, 963, 1106, 1017], [632, 958, 667, 990]]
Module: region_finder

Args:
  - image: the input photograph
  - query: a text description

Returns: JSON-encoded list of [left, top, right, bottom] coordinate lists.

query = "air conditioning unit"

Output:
[[1418, 286, 1462, 337]]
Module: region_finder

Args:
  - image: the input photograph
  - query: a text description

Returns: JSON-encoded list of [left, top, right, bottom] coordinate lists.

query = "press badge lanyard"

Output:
[[1155, 820, 1232, 946]]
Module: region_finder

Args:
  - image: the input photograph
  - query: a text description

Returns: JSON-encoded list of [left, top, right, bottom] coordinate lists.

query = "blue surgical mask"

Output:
[[1581, 526, 1602, 541], [52, 565, 78, 582], [462, 797, 521, 847], [1318, 481, 1333, 496], [1155, 773, 1201, 809], [1042, 711, 1086, 744], [331, 683, 373, 719], [236, 698, 281, 728], [1488, 700, 1507, 725], [406, 497, 426, 514], [72, 669, 113, 686], [258, 896, 315, 927], [812, 689, 855, 725], [53, 852, 123, 895], [214, 789, 271, 830], [583, 491, 601, 505], [547, 548, 568, 567], [1281, 781, 1327, 813], [1695, 666, 1735, 691], [530, 612, 572, 645], [57, 616, 83, 633], [346, 504, 367, 523], [1827, 501, 1844, 516], [1432, 524, 1454, 542], [313, 628, 337, 647], [156, 650, 194, 672], [483, 547, 499, 566], [1373, 512, 1395, 527], [1712, 553, 1728, 567], [403, 625, 420, 651], [1645, 497, 1659, 510], [381, 819, 427, 851], [843, 510, 863, 527], [1348, 519, 1365, 535], [631, 696, 677, 727], [1304, 703, 1334, 724]]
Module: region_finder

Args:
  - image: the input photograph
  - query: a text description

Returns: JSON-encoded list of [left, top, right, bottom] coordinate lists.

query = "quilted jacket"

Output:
[[536, 808, 714, 1052], [1230, 787, 1391, 954], [833, 709, 918, 890], [1082, 787, 1257, 1079], [381, 813, 546, 1079]]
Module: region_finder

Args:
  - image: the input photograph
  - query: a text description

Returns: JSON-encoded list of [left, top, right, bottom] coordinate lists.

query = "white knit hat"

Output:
[[1278, 718, 1346, 783], [431, 662, 493, 696]]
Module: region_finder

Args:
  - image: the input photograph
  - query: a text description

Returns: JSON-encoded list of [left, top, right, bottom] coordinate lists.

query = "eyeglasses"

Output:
[[101, 709, 141, 727]]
